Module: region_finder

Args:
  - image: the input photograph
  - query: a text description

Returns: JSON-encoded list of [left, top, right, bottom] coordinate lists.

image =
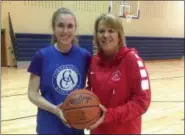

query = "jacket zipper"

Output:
[[112, 89, 115, 95]]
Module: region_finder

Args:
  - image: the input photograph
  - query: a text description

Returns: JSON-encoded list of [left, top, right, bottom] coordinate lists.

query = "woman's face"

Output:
[[97, 20, 120, 56], [54, 14, 76, 46]]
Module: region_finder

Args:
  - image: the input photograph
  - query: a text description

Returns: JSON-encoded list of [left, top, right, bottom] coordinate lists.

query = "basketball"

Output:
[[60, 89, 102, 129]]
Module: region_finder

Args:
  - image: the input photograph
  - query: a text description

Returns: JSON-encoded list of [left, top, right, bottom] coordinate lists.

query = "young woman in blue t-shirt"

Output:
[[27, 7, 91, 134]]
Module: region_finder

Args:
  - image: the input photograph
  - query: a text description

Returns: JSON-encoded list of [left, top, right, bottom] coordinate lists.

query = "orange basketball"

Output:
[[60, 89, 101, 129]]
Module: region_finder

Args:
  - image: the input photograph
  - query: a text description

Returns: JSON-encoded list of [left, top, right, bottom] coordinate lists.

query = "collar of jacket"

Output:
[[95, 46, 132, 67]]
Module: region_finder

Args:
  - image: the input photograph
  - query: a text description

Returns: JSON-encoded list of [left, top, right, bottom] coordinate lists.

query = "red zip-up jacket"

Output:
[[87, 46, 151, 134]]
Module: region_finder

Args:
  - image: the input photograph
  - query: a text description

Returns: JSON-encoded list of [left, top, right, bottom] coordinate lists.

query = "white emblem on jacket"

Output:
[[111, 70, 121, 81]]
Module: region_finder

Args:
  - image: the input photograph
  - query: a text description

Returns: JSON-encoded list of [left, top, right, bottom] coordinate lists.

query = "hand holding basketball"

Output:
[[60, 89, 102, 129], [87, 104, 107, 130], [54, 103, 70, 127]]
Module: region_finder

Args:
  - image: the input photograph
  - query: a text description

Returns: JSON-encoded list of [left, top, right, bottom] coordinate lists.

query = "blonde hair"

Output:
[[93, 13, 126, 52], [51, 8, 78, 45]]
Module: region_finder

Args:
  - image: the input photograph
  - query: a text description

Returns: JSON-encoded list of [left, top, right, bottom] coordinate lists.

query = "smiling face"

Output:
[[97, 20, 120, 55], [53, 14, 76, 46], [94, 13, 126, 56]]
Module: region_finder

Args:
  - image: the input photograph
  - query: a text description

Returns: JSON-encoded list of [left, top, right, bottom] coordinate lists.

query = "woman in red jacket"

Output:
[[87, 13, 151, 134]]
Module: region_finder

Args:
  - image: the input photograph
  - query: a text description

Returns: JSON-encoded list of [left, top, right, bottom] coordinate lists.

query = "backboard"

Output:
[[108, 1, 140, 22]]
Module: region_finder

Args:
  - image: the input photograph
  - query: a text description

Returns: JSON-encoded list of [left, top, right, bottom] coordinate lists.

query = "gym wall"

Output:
[[1, 1, 184, 66]]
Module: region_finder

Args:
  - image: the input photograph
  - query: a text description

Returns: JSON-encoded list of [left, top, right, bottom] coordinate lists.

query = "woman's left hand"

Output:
[[87, 104, 107, 130]]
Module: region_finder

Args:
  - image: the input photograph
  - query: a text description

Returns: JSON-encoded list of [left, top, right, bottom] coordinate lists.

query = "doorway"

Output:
[[1, 29, 7, 67]]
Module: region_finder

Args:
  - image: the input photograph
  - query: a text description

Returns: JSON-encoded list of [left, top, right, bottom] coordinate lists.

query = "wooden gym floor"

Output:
[[1, 59, 184, 134]]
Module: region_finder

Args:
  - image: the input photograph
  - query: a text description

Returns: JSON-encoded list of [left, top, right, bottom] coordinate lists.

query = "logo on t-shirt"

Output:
[[52, 65, 80, 95]]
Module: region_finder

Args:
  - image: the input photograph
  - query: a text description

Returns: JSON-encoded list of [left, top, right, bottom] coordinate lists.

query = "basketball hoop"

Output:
[[123, 12, 132, 23], [125, 15, 132, 23], [123, 12, 128, 17]]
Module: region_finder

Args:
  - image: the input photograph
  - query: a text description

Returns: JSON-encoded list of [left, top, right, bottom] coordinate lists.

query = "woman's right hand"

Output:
[[54, 103, 70, 127], [87, 104, 107, 130]]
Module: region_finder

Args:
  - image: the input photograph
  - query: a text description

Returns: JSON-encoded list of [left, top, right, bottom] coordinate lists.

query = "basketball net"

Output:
[[123, 12, 132, 23]]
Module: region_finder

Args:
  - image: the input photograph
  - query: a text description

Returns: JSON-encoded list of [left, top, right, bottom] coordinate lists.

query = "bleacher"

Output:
[[15, 33, 184, 62], [15, 33, 94, 61]]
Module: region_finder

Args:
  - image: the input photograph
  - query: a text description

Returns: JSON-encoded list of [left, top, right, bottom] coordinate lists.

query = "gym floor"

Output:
[[1, 59, 184, 134]]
